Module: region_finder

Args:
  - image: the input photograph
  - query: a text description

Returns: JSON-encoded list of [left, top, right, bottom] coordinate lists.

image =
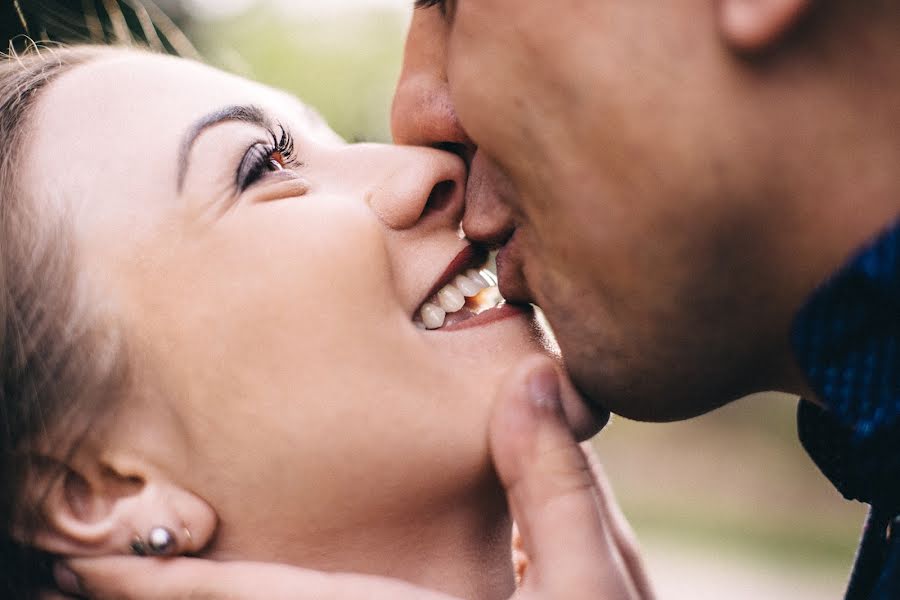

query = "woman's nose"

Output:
[[358, 145, 467, 232]]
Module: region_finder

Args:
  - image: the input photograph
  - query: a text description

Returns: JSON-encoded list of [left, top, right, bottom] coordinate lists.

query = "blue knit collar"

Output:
[[792, 217, 900, 509]]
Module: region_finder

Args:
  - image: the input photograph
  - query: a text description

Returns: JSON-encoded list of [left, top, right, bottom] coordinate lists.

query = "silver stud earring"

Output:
[[131, 526, 177, 556]]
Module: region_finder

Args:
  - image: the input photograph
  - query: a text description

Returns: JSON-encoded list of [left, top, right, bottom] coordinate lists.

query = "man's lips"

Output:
[[494, 230, 533, 305]]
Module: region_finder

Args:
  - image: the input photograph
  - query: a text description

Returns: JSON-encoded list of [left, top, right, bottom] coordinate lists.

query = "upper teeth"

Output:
[[437, 285, 466, 312], [452, 274, 483, 297], [417, 268, 501, 330]]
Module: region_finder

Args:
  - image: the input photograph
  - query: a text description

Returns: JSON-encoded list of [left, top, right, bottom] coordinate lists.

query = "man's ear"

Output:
[[717, 0, 815, 53], [22, 450, 217, 558]]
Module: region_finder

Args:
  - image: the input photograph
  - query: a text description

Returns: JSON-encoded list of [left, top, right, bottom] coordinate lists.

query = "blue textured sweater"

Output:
[[792, 217, 900, 599]]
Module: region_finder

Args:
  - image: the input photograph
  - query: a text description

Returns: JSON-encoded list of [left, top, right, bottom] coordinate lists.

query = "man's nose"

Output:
[[392, 73, 471, 153], [393, 60, 516, 247], [392, 9, 515, 247], [391, 10, 472, 153]]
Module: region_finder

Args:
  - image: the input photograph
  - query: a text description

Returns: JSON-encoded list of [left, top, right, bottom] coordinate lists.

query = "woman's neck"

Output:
[[213, 484, 516, 600], [371, 490, 515, 600]]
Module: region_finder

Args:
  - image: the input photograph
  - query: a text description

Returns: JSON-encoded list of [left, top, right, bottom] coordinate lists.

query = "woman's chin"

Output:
[[420, 305, 607, 441]]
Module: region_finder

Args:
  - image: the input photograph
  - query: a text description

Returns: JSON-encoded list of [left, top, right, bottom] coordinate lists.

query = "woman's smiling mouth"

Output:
[[415, 264, 504, 330], [413, 245, 513, 331]]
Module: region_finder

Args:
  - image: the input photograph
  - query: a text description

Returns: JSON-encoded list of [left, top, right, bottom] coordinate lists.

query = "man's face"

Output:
[[393, 1, 814, 421]]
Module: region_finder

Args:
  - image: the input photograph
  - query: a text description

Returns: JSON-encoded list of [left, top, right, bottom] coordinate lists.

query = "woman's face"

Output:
[[23, 52, 564, 559]]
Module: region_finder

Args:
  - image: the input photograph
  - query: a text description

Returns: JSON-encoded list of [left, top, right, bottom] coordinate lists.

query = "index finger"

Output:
[[489, 356, 637, 599], [65, 556, 460, 600]]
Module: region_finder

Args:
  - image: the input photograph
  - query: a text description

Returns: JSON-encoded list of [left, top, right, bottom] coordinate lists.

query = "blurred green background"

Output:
[[3, 2, 868, 597]]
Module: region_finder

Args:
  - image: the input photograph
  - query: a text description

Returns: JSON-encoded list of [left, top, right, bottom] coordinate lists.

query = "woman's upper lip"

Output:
[[417, 244, 489, 313]]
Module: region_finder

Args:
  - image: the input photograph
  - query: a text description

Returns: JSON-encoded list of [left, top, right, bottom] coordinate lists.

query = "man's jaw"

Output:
[[557, 363, 612, 439], [493, 233, 612, 438]]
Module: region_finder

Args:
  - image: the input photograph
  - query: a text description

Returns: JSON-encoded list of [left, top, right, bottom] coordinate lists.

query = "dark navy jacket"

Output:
[[792, 218, 900, 599]]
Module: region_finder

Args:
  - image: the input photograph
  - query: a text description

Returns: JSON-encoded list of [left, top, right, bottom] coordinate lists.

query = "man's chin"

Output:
[[587, 379, 734, 424], [557, 368, 611, 440]]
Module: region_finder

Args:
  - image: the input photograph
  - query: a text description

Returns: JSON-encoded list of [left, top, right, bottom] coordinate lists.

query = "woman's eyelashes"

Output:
[[414, 0, 453, 16], [235, 125, 300, 192]]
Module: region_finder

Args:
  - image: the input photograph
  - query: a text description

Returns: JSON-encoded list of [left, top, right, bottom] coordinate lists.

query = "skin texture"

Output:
[[41, 1, 899, 597], [19, 51, 606, 600], [55, 356, 653, 600], [392, 0, 900, 422]]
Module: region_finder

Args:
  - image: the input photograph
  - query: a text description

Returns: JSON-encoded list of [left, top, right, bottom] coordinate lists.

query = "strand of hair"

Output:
[[139, 0, 201, 60], [12, 1, 30, 35], [120, 0, 165, 52], [100, 0, 134, 45], [82, 0, 105, 43]]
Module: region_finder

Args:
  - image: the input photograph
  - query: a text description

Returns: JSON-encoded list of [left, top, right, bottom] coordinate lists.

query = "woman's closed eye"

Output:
[[236, 125, 301, 192]]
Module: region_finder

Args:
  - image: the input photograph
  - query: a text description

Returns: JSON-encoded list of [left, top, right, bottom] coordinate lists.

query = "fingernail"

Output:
[[53, 562, 82, 596], [527, 365, 561, 414]]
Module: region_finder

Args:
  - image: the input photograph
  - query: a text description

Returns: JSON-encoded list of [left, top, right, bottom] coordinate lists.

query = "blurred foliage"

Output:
[[192, 8, 409, 143], [2, 0, 196, 55], [593, 393, 867, 570], [2, 1, 407, 142]]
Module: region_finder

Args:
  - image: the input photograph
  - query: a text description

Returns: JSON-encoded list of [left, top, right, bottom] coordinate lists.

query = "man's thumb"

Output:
[[489, 356, 634, 598]]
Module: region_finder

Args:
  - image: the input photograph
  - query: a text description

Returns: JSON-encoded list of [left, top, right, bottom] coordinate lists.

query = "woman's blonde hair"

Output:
[[0, 44, 130, 598]]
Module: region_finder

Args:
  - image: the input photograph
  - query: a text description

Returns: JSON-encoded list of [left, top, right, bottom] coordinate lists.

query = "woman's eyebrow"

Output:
[[177, 104, 270, 192]]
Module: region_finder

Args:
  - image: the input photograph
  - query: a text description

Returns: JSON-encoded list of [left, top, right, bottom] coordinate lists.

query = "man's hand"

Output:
[[492, 356, 652, 600], [51, 356, 653, 600]]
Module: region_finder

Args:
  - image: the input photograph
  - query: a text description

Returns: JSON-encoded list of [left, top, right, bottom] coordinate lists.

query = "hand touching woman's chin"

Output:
[[0, 46, 602, 600]]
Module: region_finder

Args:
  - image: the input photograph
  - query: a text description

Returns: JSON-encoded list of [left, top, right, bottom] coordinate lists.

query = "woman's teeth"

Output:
[[416, 268, 502, 330], [465, 269, 491, 288], [421, 302, 447, 329], [438, 285, 467, 312], [453, 273, 484, 297]]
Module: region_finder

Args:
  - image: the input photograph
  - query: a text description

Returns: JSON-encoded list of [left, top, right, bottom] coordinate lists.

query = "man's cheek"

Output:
[[450, 63, 523, 162], [448, 71, 505, 149]]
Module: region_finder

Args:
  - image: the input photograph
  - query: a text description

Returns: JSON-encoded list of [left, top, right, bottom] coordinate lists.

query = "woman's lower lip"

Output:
[[437, 303, 532, 332]]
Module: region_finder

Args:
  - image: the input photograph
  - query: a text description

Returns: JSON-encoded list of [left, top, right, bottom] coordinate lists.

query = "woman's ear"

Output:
[[23, 450, 217, 558], [717, 0, 815, 53]]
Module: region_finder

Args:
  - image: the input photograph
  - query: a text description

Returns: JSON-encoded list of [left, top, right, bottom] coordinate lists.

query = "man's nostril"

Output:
[[423, 180, 457, 218]]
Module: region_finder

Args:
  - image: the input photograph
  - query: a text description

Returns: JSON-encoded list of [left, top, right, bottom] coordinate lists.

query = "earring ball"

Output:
[[147, 526, 177, 556]]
